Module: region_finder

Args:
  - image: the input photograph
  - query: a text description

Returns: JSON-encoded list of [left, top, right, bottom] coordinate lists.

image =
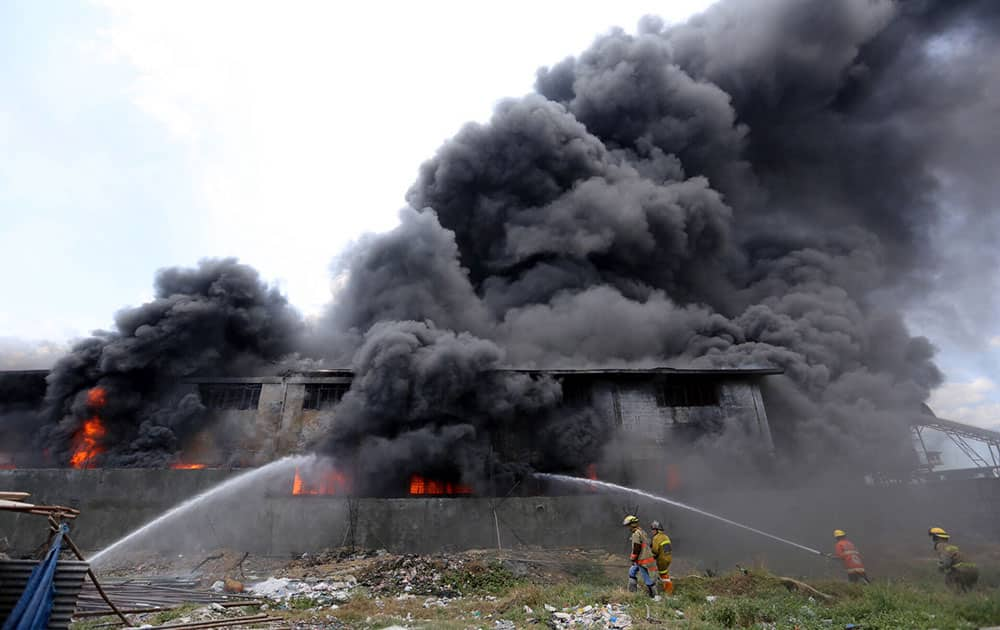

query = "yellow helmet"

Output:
[[929, 527, 949, 539], [622, 515, 639, 526], [833, 529, 846, 538]]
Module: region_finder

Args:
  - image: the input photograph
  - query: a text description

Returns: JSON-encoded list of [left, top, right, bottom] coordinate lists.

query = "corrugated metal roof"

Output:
[[0, 559, 89, 629]]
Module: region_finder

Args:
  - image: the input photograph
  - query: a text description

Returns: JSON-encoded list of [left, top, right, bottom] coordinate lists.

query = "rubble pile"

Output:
[[357, 553, 470, 596]]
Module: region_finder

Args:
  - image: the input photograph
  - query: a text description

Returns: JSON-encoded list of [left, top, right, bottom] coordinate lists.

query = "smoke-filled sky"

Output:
[[0, 0, 998, 432]]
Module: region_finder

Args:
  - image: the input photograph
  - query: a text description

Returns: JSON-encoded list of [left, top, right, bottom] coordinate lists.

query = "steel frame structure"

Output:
[[912, 415, 1000, 478]]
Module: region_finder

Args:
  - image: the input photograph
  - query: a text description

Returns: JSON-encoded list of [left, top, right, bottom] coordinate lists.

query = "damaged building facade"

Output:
[[3, 366, 998, 560], [0, 366, 787, 555], [1, 366, 778, 479]]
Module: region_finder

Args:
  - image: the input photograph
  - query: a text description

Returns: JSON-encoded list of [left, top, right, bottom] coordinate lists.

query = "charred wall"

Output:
[[0, 368, 779, 478]]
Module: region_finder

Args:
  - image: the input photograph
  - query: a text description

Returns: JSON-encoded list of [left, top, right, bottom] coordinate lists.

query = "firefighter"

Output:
[[929, 527, 978, 592], [650, 520, 674, 594], [622, 515, 659, 598], [829, 529, 871, 584]]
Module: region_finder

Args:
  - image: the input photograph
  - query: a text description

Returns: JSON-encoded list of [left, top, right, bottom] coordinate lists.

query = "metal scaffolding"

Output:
[[912, 414, 1000, 478]]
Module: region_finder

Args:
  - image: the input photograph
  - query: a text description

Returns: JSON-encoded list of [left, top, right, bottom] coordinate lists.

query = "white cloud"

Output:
[[90, 0, 714, 316], [990, 335, 1000, 347], [928, 377, 1000, 430], [0, 338, 68, 370]]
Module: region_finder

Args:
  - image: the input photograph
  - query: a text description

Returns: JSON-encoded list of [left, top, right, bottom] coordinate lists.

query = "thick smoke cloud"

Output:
[[319, 0, 1000, 484], [36, 259, 302, 466], [5, 0, 998, 486], [314, 321, 603, 493]]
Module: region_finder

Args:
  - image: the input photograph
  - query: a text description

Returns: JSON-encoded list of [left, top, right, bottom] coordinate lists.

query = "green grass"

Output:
[[335, 570, 997, 629], [441, 560, 525, 595], [71, 568, 1000, 629]]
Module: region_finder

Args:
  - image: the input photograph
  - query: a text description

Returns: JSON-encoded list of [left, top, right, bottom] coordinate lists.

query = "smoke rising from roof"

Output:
[[7, 0, 999, 482], [321, 0, 998, 483], [35, 259, 302, 466]]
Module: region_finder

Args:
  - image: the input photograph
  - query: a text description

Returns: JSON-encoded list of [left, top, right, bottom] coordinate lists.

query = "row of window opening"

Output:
[[197, 381, 718, 410], [198, 383, 349, 410]]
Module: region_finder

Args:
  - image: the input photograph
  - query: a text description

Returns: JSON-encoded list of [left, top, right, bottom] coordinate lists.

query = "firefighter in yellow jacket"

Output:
[[650, 520, 673, 594], [623, 515, 659, 598], [929, 527, 978, 592]]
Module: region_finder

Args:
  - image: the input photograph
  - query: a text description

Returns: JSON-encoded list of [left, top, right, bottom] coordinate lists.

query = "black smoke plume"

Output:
[[36, 259, 302, 466], [317, 0, 999, 485], [5, 0, 998, 485]]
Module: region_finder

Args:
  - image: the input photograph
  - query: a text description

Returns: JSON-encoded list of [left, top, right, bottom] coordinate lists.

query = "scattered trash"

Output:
[[547, 603, 632, 628], [247, 575, 356, 606]]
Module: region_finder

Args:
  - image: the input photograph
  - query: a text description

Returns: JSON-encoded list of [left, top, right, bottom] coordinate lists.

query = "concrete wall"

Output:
[[3, 469, 997, 578], [0, 468, 631, 557]]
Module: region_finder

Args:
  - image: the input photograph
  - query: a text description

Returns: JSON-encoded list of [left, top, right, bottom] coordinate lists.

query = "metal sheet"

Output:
[[0, 559, 89, 630]]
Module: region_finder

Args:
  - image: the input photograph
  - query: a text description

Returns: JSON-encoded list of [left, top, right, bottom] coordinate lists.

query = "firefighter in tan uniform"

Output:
[[623, 515, 659, 598], [929, 527, 978, 592], [650, 520, 673, 594]]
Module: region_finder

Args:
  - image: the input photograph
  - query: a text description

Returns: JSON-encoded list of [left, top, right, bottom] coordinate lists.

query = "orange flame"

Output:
[[292, 465, 351, 495], [69, 417, 106, 468], [87, 386, 107, 408], [408, 474, 473, 496], [171, 463, 207, 469], [666, 464, 681, 492], [69, 387, 108, 469], [585, 463, 598, 492]]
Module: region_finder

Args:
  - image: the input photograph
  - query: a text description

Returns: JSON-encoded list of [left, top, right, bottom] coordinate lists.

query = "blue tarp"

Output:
[[2, 524, 68, 630]]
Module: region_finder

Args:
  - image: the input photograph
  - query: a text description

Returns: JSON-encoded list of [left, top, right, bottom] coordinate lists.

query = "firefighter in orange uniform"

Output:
[[829, 529, 871, 583], [623, 515, 659, 598]]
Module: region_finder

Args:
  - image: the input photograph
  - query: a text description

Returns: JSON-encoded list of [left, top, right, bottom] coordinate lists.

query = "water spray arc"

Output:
[[88, 455, 309, 566], [537, 473, 823, 556]]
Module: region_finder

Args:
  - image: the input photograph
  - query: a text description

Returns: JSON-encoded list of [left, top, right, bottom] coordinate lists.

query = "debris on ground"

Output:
[[549, 603, 632, 628], [247, 575, 357, 606], [356, 553, 467, 596], [69, 547, 1000, 629]]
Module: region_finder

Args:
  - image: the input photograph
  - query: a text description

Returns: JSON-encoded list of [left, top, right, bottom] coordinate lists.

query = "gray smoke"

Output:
[[36, 259, 302, 466], [319, 0, 999, 485], [6, 0, 997, 485]]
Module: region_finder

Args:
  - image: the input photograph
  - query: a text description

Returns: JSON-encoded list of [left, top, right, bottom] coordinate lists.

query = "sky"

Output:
[[0, 1, 998, 439]]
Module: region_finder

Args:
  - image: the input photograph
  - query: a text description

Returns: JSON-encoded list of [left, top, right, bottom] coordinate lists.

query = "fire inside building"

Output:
[[1, 367, 778, 489], [1, 367, 998, 557]]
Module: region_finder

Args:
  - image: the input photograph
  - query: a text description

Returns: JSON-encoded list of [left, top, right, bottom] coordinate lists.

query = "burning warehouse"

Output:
[[0, 365, 779, 496], [1, 0, 999, 579]]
